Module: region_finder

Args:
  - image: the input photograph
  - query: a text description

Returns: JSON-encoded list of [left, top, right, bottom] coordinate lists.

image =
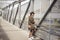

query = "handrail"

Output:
[[2, 0, 26, 10], [19, 0, 31, 28], [2, 1, 18, 10], [37, 0, 57, 28]]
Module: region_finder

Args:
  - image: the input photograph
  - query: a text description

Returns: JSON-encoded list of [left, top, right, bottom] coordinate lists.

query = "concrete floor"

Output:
[[0, 17, 29, 40]]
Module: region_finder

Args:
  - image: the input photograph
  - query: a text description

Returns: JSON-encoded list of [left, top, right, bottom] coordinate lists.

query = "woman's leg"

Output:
[[28, 25, 32, 38], [32, 29, 36, 37], [29, 31, 32, 38], [28, 27, 33, 38]]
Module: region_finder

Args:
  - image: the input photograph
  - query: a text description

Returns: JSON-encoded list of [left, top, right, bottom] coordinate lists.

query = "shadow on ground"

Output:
[[0, 25, 9, 40]]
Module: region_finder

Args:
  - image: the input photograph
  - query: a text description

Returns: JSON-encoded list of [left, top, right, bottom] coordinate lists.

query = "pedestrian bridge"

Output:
[[0, 0, 60, 40]]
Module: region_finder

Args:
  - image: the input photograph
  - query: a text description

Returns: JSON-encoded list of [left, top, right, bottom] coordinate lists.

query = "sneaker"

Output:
[[28, 38, 32, 40], [30, 36, 34, 39], [28, 37, 34, 40]]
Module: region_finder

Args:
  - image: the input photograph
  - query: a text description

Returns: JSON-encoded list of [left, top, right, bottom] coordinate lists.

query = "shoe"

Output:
[[28, 37, 34, 40], [28, 38, 32, 40], [31, 36, 34, 39]]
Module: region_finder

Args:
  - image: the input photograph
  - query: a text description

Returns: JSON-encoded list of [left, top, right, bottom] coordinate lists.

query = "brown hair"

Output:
[[30, 12, 35, 16]]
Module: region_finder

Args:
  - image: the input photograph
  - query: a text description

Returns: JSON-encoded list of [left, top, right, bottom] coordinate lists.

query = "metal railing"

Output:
[[19, 0, 31, 28], [37, 0, 57, 28], [9, 3, 14, 22]]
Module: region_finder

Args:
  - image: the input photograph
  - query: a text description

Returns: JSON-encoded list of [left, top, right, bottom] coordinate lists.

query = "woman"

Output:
[[28, 12, 36, 38]]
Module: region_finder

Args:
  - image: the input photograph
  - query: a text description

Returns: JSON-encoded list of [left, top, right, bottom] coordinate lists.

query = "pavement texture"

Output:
[[0, 18, 29, 40]]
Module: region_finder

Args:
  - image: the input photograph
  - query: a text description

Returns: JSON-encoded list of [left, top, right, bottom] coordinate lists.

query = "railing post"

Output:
[[18, 0, 21, 27], [13, 2, 20, 25], [19, 0, 31, 28], [9, 3, 14, 22], [7, 6, 10, 21]]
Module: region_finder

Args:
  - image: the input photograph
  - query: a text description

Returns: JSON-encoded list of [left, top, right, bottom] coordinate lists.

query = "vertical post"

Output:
[[13, 3, 19, 25], [18, 1, 21, 27], [9, 3, 14, 22], [13, 0, 21, 26], [19, 0, 31, 28], [7, 6, 10, 21]]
